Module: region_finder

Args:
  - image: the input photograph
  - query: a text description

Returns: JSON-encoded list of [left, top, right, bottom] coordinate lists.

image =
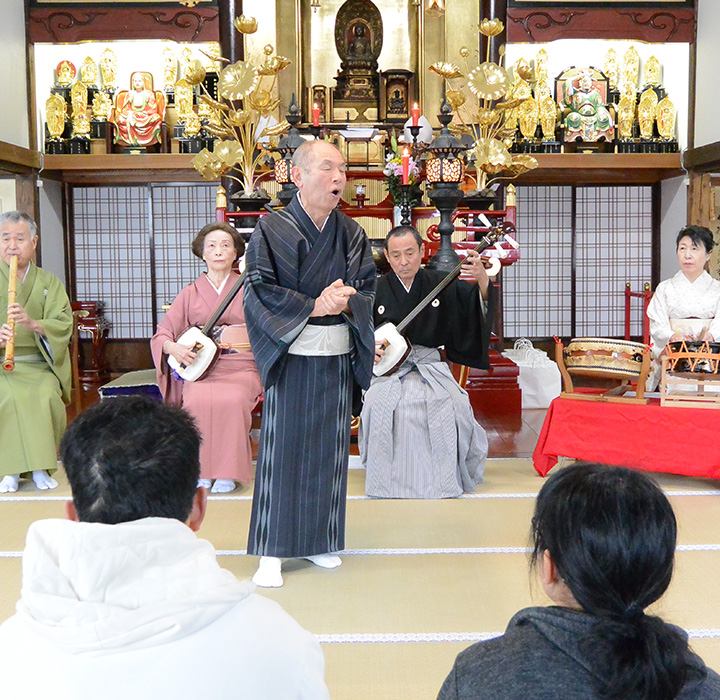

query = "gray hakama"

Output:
[[244, 195, 375, 558], [360, 269, 495, 499]]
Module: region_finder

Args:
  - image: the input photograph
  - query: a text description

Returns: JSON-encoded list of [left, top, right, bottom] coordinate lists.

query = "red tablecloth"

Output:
[[532, 396, 720, 479]]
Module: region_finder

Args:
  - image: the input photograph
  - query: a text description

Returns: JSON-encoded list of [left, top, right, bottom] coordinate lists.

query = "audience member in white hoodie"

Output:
[[0, 396, 330, 700]]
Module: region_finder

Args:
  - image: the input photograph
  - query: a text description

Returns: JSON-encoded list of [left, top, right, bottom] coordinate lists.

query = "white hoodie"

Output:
[[0, 517, 329, 700]]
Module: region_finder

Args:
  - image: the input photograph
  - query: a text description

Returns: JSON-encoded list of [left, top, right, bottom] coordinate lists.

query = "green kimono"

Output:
[[0, 261, 72, 477]]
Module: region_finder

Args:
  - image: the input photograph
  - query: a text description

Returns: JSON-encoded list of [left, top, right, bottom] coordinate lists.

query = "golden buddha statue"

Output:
[[56, 61, 75, 87], [46, 94, 66, 140], [181, 47, 194, 81], [100, 49, 117, 91], [174, 79, 194, 123], [72, 114, 91, 139], [163, 47, 177, 93], [638, 89, 658, 140], [71, 81, 88, 120], [603, 49, 619, 91], [534, 49, 549, 92], [622, 46, 639, 91], [92, 92, 112, 121], [657, 96, 675, 140], [537, 87, 557, 141], [80, 57, 98, 88], [643, 56, 661, 87], [184, 111, 202, 138], [617, 95, 635, 140], [518, 93, 539, 140], [206, 42, 222, 73]]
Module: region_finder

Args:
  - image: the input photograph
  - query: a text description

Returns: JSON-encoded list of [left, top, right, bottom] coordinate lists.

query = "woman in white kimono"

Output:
[[647, 225, 720, 389]]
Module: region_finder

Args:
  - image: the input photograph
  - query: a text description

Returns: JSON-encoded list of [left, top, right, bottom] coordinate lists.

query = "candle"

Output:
[[411, 102, 420, 127], [312, 102, 320, 127], [401, 148, 410, 185]]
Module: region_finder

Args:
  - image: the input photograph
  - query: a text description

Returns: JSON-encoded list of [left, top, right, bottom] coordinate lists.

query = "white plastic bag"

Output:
[[502, 339, 561, 409]]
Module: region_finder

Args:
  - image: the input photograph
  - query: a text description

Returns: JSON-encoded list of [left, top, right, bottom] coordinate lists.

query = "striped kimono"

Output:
[[244, 195, 375, 558]]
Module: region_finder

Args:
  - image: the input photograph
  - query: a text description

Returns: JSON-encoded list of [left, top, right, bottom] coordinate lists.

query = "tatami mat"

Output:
[[1, 458, 720, 699]]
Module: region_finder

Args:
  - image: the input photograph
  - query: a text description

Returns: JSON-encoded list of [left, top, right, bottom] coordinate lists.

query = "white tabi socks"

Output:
[[303, 553, 342, 569], [32, 470, 58, 490], [0, 474, 19, 493], [252, 556, 283, 588], [211, 479, 236, 493]]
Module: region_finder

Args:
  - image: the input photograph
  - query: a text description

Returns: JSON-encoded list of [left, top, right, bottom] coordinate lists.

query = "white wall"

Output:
[[38, 180, 66, 285], [0, 3, 29, 149], [660, 176, 687, 281], [694, 0, 720, 148]]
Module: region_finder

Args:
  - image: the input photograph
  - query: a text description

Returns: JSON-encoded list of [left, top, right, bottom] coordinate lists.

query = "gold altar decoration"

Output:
[[80, 57, 98, 88], [184, 111, 202, 138], [46, 94, 66, 140], [428, 17, 537, 191], [190, 16, 290, 196], [181, 47, 195, 81], [617, 93, 635, 140], [534, 49, 549, 93], [99, 49, 117, 91]]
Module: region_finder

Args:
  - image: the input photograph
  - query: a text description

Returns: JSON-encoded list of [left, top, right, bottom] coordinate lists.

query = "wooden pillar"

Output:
[[481, 0, 507, 65], [688, 172, 713, 229], [218, 0, 243, 201]]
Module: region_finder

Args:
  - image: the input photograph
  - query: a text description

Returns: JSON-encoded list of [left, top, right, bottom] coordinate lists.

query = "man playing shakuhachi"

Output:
[[0, 211, 72, 493], [244, 140, 376, 588], [360, 226, 495, 499]]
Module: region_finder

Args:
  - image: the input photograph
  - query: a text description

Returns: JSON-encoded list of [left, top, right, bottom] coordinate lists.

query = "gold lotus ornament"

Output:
[[446, 89, 466, 111], [258, 55, 291, 77], [234, 15, 258, 34], [218, 61, 260, 101], [468, 63, 509, 100], [185, 60, 206, 87], [190, 17, 291, 196], [429, 62, 463, 80], [191, 149, 227, 180], [479, 18, 504, 37], [427, 16, 538, 192]]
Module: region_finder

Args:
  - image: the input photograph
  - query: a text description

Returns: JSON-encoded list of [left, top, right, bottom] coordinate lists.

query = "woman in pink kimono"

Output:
[[151, 223, 262, 493]]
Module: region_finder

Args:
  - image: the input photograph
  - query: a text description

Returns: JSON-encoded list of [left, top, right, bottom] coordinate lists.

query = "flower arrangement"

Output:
[[188, 16, 291, 197], [383, 131, 423, 207], [428, 17, 537, 193]]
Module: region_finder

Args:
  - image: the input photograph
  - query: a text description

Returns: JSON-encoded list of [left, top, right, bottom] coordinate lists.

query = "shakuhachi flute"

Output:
[[3, 254, 18, 372]]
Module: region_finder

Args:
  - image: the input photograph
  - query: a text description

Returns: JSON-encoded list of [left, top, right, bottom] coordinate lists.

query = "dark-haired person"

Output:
[[359, 225, 495, 499], [438, 463, 720, 700], [244, 139, 376, 587], [0, 211, 72, 493], [151, 222, 262, 493], [647, 225, 720, 389], [0, 397, 329, 700]]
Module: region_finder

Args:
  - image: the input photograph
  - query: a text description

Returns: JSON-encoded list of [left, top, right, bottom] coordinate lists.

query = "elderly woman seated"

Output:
[[438, 463, 720, 700]]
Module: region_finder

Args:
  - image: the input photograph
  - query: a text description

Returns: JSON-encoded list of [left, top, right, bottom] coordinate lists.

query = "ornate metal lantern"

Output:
[[274, 95, 306, 207]]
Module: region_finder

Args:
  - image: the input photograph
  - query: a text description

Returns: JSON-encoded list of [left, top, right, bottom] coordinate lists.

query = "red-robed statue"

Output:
[[110, 71, 165, 147]]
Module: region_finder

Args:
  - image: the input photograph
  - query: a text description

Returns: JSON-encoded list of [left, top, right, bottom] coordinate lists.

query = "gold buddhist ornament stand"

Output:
[[660, 341, 720, 409], [554, 337, 651, 405]]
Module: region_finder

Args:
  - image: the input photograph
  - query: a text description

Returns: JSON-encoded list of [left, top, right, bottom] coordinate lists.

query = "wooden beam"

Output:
[[683, 142, 720, 174], [0, 141, 43, 174]]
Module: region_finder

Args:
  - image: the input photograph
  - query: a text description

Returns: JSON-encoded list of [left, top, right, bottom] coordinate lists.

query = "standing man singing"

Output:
[[244, 140, 376, 587], [0, 211, 72, 493]]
